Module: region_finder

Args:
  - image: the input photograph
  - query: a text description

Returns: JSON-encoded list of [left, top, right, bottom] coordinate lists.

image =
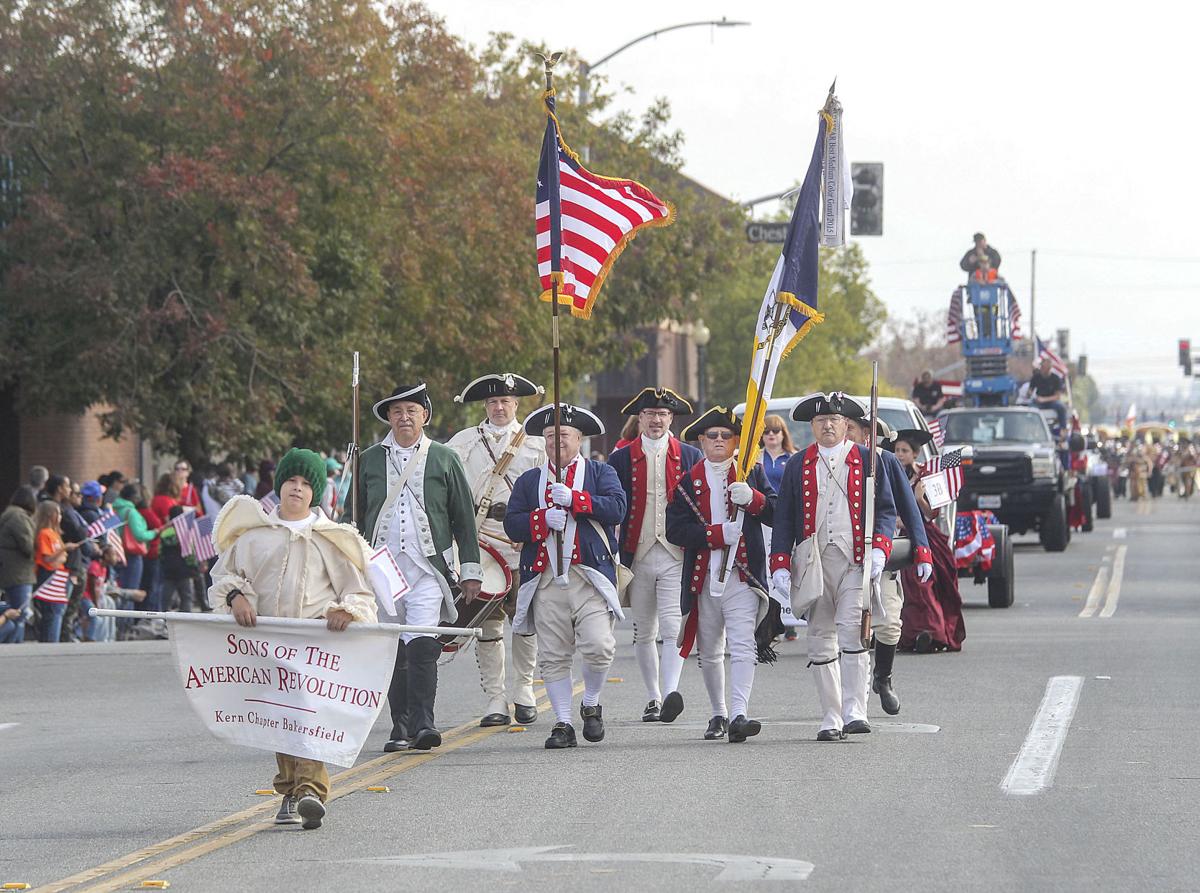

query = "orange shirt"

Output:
[[35, 528, 66, 571]]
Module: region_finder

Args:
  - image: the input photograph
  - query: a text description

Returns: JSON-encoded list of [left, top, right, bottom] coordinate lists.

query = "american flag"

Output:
[[1036, 334, 1069, 378], [177, 511, 217, 562], [536, 91, 673, 319], [946, 287, 963, 343], [106, 528, 126, 565], [922, 447, 965, 499], [927, 417, 946, 449], [260, 492, 280, 514], [33, 568, 70, 603], [85, 509, 122, 539], [1007, 288, 1023, 339]]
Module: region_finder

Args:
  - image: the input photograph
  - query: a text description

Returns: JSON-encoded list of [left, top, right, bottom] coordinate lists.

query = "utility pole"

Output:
[[1029, 248, 1037, 350]]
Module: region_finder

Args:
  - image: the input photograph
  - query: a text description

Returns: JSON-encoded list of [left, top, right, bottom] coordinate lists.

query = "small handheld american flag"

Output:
[[33, 568, 70, 603], [177, 512, 218, 562], [927, 417, 946, 449], [922, 447, 965, 500], [85, 509, 123, 539]]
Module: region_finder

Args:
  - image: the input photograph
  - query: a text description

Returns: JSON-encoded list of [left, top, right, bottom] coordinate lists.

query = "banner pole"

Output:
[[89, 609, 482, 638]]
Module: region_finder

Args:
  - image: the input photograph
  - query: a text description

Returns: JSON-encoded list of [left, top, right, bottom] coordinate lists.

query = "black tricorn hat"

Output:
[[847, 415, 896, 444], [681, 406, 742, 443], [453, 372, 544, 404], [888, 428, 934, 452], [523, 403, 605, 438], [792, 392, 866, 423], [620, 387, 693, 417], [373, 382, 431, 423]]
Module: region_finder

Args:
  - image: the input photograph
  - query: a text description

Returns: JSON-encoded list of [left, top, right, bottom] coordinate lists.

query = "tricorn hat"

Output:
[[453, 372, 544, 404], [847, 415, 896, 444], [792, 392, 867, 423], [523, 403, 605, 438], [373, 382, 431, 424], [620, 387, 693, 417], [681, 406, 742, 443], [888, 428, 935, 452]]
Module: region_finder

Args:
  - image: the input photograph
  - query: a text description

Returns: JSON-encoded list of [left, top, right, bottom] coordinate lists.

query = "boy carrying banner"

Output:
[[208, 448, 377, 830]]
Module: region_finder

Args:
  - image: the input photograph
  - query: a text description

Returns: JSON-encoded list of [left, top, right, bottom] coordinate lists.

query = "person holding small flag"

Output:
[[605, 387, 701, 723], [351, 382, 482, 753], [446, 372, 547, 728], [504, 404, 627, 750], [209, 448, 377, 831], [665, 407, 776, 742], [770, 393, 897, 741]]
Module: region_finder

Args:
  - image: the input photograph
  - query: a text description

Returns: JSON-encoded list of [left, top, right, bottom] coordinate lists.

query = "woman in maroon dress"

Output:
[[890, 431, 965, 653]]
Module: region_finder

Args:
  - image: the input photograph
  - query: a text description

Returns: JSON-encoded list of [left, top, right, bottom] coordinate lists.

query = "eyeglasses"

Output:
[[703, 431, 736, 441], [639, 410, 672, 420]]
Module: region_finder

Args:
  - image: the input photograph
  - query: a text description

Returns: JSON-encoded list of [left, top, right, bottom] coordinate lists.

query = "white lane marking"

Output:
[[1001, 676, 1084, 796], [1079, 564, 1110, 618], [1112, 527, 1127, 539], [0, 723, 18, 733], [1099, 545, 1128, 619], [345, 847, 815, 881]]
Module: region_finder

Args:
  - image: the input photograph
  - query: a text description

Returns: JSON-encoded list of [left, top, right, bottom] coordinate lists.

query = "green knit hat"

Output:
[[274, 448, 326, 507]]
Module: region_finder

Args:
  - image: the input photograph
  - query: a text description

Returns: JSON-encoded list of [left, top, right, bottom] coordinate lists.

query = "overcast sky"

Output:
[[426, 0, 1199, 397]]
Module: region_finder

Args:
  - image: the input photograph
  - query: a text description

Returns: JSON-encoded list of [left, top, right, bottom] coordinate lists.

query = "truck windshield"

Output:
[[943, 412, 1050, 445]]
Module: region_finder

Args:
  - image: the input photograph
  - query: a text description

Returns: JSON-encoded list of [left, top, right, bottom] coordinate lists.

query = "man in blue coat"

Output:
[[606, 387, 701, 723], [770, 393, 897, 741], [505, 404, 627, 751], [845, 417, 933, 716]]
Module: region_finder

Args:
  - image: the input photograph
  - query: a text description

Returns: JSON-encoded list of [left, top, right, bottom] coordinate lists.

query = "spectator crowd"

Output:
[[0, 452, 352, 645]]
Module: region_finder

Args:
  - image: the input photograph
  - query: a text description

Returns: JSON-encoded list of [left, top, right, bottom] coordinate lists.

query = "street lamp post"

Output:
[[692, 318, 712, 409], [576, 17, 750, 161]]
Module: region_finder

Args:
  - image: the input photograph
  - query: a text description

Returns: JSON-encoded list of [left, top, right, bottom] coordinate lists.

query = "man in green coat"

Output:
[[351, 382, 481, 753]]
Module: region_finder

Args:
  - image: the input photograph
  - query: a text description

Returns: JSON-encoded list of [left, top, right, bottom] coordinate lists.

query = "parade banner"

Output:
[[168, 613, 401, 767]]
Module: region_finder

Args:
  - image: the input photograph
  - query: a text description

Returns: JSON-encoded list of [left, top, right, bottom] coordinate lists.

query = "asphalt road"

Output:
[[2, 495, 1198, 892]]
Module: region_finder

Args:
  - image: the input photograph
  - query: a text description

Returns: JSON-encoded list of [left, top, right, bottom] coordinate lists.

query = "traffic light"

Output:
[[850, 162, 883, 236], [1181, 339, 1193, 376]]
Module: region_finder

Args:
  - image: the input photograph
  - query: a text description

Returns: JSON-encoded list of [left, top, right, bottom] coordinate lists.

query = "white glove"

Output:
[[545, 507, 568, 531], [549, 482, 573, 507], [871, 547, 887, 581], [721, 521, 741, 546], [771, 569, 792, 599], [916, 562, 933, 583], [728, 481, 753, 506]]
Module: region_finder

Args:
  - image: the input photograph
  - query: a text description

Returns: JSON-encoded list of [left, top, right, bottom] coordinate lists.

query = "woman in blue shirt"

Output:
[[759, 414, 796, 493]]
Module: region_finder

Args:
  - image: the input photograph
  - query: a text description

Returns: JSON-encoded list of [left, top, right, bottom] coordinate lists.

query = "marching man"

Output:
[[504, 404, 627, 750], [665, 407, 775, 742], [605, 387, 700, 723], [770, 393, 897, 741], [843, 416, 933, 716], [352, 382, 481, 753], [447, 373, 547, 728], [210, 449, 378, 830]]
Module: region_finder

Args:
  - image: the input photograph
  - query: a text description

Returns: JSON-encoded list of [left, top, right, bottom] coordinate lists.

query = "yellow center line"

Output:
[[43, 684, 578, 893]]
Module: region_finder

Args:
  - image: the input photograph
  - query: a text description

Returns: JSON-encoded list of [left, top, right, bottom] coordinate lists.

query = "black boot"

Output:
[[872, 642, 901, 715], [407, 636, 443, 750], [384, 637, 409, 752]]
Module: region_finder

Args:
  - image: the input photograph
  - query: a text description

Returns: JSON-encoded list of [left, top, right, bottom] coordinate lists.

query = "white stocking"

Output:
[[544, 676, 574, 725], [581, 664, 607, 708], [729, 661, 755, 719]]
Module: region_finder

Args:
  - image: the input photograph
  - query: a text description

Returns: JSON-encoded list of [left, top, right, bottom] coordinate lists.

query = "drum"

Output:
[[440, 539, 513, 653]]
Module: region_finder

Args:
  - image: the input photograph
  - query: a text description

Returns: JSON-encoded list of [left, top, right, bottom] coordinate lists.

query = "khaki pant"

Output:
[[274, 753, 330, 802], [532, 567, 615, 682], [871, 572, 904, 646]]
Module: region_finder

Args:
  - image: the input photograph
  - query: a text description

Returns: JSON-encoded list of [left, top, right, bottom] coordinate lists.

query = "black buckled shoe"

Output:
[[642, 699, 661, 722], [873, 675, 900, 715], [480, 712, 511, 728], [410, 727, 443, 750], [580, 704, 605, 742], [383, 725, 409, 752], [915, 631, 934, 654], [816, 728, 844, 742], [296, 793, 325, 830], [728, 714, 762, 743], [843, 719, 872, 735], [659, 691, 684, 724], [274, 795, 300, 825], [514, 703, 538, 725], [545, 722, 578, 749], [704, 716, 729, 740]]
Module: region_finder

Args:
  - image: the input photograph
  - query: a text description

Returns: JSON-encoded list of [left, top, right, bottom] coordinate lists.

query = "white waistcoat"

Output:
[[815, 442, 854, 560]]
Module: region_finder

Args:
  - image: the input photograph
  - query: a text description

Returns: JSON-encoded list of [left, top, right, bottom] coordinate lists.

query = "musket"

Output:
[[860, 361, 879, 648], [347, 351, 361, 528]]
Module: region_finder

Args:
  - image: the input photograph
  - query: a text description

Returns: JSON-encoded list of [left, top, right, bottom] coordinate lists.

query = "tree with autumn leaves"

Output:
[[1, 1, 887, 466]]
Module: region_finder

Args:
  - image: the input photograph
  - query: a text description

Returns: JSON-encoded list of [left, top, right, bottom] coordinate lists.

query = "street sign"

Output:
[[745, 221, 788, 244]]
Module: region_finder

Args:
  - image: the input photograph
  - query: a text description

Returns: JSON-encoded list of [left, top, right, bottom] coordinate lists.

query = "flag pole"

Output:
[[348, 351, 360, 527], [542, 51, 566, 577], [860, 361, 879, 648]]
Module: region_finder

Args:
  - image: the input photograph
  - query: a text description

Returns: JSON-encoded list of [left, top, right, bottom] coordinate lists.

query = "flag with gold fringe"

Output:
[[535, 89, 674, 319], [735, 96, 842, 483]]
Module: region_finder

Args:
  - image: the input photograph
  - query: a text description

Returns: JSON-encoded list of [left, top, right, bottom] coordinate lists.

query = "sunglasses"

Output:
[[703, 431, 736, 441], [764, 427, 783, 435]]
